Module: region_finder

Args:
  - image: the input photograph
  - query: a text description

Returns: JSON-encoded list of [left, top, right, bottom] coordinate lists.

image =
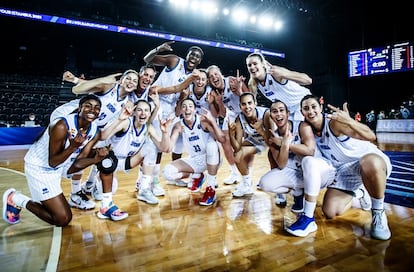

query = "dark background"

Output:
[[1, 0, 413, 115]]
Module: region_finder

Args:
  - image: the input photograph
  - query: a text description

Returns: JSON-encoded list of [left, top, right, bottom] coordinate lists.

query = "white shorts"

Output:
[[25, 162, 64, 202], [328, 153, 392, 192], [181, 154, 208, 174]]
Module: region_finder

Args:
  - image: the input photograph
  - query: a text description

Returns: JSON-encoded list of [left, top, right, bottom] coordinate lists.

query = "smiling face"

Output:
[[300, 96, 323, 128], [246, 54, 267, 81], [239, 93, 257, 119], [138, 67, 156, 91], [120, 70, 139, 93], [270, 101, 289, 128], [181, 98, 196, 123], [207, 66, 224, 90], [185, 48, 203, 71], [78, 97, 101, 122], [134, 101, 151, 126]]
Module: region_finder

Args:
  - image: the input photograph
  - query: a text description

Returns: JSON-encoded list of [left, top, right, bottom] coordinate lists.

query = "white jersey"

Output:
[[181, 114, 214, 157], [129, 87, 150, 103], [273, 120, 303, 170], [95, 84, 130, 128], [155, 57, 192, 118], [108, 117, 148, 159], [221, 77, 241, 114], [25, 113, 99, 169], [50, 99, 80, 123], [316, 115, 392, 169], [257, 74, 311, 121], [188, 84, 211, 114], [238, 106, 268, 149]]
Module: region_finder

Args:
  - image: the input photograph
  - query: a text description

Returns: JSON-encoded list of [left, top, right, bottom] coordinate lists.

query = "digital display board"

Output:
[[348, 41, 414, 77]]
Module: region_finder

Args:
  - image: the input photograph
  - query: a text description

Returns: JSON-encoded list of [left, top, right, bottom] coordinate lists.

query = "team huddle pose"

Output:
[[3, 42, 392, 241]]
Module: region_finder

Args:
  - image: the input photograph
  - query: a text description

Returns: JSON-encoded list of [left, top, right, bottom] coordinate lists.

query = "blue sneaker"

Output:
[[291, 194, 304, 213], [286, 214, 317, 237], [199, 186, 216, 206]]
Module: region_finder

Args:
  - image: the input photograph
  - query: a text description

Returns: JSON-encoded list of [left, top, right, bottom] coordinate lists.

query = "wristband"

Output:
[[73, 77, 79, 84]]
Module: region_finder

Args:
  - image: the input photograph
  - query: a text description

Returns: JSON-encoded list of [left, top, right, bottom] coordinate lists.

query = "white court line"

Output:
[[0, 167, 61, 272]]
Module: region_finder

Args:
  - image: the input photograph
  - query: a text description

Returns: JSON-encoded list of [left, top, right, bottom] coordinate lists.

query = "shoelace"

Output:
[[77, 191, 90, 201], [372, 210, 384, 229]]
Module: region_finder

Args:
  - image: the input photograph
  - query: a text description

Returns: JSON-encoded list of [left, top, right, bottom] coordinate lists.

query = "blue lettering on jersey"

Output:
[[106, 103, 116, 113], [130, 141, 141, 148], [265, 91, 274, 97], [188, 135, 200, 141], [319, 145, 331, 150]]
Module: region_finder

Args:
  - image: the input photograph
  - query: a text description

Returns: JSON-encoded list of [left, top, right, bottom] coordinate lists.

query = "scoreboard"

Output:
[[348, 41, 414, 77]]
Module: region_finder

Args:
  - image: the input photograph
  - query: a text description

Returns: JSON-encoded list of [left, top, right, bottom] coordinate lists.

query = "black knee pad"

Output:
[[96, 150, 118, 174]]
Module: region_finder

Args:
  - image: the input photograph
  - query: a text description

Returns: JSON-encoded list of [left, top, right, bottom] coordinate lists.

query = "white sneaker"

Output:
[[152, 179, 165, 196], [274, 193, 287, 208], [356, 185, 372, 211], [68, 191, 96, 210], [92, 180, 103, 201], [138, 188, 159, 205], [81, 178, 97, 195], [232, 181, 253, 197], [224, 173, 239, 185], [371, 209, 391, 240]]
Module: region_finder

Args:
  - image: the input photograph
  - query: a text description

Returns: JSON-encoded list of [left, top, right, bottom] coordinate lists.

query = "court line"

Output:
[[0, 167, 61, 272]]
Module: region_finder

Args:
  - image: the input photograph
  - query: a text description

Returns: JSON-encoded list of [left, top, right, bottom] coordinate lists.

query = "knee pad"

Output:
[[96, 150, 118, 174], [162, 164, 180, 181], [206, 141, 220, 165]]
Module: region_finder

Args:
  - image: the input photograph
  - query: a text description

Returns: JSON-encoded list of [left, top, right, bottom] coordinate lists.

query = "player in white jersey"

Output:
[[187, 69, 212, 115], [162, 98, 225, 206], [69, 70, 139, 204], [228, 93, 269, 197], [143, 41, 204, 185], [100, 98, 172, 208], [246, 52, 312, 121], [2, 95, 113, 226], [287, 94, 392, 240], [259, 100, 336, 215], [206, 65, 250, 185]]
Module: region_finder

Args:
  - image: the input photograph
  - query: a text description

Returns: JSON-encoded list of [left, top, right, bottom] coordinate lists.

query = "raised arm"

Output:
[[72, 73, 122, 95], [200, 109, 226, 143], [143, 41, 178, 68], [228, 116, 243, 152], [328, 102, 377, 142], [148, 117, 172, 152], [266, 61, 312, 86]]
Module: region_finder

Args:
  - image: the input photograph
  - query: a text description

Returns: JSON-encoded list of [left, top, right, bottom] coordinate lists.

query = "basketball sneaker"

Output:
[[69, 191, 96, 210], [356, 185, 372, 211], [2, 188, 22, 225], [291, 194, 304, 213], [232, 181, 253, 197], [152, 177, 165, 197], [97, 203, 128, 221], [138, 188, 159, 205], [286, 213, 317, 237], [190, 173, 205, 193], [274, 193, 287, 208], [199, 186, 216, 206], [371, 209, 391, 240], [223, 173, 239, 185]]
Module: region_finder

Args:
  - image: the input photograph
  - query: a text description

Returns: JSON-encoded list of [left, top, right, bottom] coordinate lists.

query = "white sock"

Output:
[[371, 197, 384, 210], [206, 173, 216, 188], [230, 164, 238, 175], [101, 193, 112, 208], [71, 179, 81, 194], [13, 192, 31, 209], [242, 175, 251, 185], [304, 200, 316, 218]]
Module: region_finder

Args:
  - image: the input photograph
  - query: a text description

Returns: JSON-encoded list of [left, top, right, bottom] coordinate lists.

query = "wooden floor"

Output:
[[1, 133, 414, 272]]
